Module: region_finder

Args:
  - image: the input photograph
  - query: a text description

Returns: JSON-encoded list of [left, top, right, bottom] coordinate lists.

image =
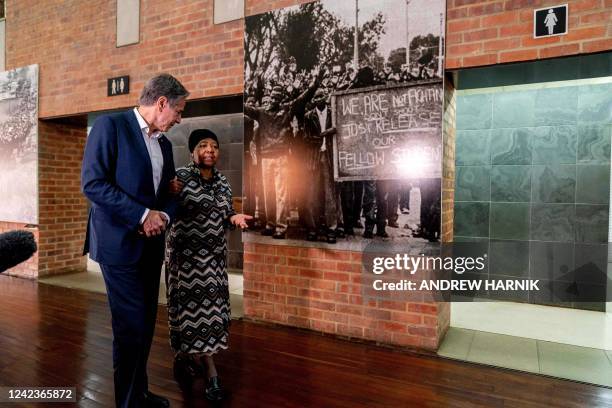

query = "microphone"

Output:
[[0, 230, 38, 273]]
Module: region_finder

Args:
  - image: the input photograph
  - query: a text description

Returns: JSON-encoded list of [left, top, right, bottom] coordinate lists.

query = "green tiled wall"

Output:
[[454, 69, 612, 311]]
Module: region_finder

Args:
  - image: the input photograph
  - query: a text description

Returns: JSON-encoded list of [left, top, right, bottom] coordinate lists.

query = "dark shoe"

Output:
[[335, 227, 345, 239], [253, 219, 264, 229], [344, 227, 355, 236], [205, 376, 224, 402], [363, 230, 374, 239], [173, 355, 202, 391], [376, 231, 389, 238], [273, 231, 286, 239], [326, 230, 337, 244], [142, 391, 170, 408], [306, 231, 317, 241], [261, 227, 274, 236], [387, 220, 399, 228], [354, 221, 364, 229]]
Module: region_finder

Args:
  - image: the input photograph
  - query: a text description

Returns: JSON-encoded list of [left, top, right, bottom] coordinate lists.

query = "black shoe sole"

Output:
[[205, 389, 224, 401], [205, 393, 224, 402]]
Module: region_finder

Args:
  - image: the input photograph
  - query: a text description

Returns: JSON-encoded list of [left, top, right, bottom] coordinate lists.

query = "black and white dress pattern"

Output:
[[165, 163, 235, 355]]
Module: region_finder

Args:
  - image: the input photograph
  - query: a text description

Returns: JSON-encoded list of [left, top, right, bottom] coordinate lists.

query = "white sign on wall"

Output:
[[534, 4, 568, 38]]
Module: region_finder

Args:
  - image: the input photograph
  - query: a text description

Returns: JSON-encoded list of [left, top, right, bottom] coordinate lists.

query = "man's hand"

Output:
[[142, 210, 167, 237], [321, 127, 336, 138], [168, 177, 183, 195], [230, 214, 253, 229], [312, 66, 327, 83]]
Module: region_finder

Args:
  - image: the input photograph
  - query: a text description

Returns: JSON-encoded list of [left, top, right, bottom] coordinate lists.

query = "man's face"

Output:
[[261, 96, 271, 109], [313, 94, 326, 109], [157, 97, 186, 132], [193, 138, 219, 168], [268, 94, 281, 110]]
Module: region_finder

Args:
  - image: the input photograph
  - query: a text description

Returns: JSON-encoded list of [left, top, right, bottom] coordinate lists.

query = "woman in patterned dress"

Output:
[[165, 129, 251, 401]]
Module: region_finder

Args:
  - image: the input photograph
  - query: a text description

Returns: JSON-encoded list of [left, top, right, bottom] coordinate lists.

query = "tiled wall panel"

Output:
[[454, 73, 612, 311]]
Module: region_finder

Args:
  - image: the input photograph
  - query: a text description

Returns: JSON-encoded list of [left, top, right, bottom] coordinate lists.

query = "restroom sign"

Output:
[[534, 4, 568, 38], [107, 75, 130, 96]]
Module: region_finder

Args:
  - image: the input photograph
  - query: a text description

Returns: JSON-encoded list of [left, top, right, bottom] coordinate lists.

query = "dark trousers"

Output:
[[386, 182, 399, 224], [100, 243, 163, 408], [243, 151, 254, 215], [304, 147, 337, 231], [400, 182, 411, 211], [419, 178, 442, 239], [363, 181, 387, 233], [340, 181, 363, 230]]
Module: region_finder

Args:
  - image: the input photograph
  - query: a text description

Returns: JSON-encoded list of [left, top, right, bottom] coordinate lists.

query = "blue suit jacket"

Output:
[[81, 110, 177, 265]]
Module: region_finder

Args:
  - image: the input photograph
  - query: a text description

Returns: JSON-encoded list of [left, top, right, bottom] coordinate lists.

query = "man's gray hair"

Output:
[[139, 73, 189, 107]]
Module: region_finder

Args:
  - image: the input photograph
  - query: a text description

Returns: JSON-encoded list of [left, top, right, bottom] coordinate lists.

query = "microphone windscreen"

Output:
[[0, 230, 38, 273]]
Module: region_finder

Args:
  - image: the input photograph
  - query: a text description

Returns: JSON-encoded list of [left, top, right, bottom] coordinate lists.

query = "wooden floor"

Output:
[[0, 276, 611, 408]]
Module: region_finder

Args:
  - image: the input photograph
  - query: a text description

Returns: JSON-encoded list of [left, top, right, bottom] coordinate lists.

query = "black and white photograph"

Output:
[[243, 0, 445, 248], [0, 64, 38, 224]]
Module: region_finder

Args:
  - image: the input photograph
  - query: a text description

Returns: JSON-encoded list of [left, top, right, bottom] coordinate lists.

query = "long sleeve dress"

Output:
[[165, 163, 235, 355]]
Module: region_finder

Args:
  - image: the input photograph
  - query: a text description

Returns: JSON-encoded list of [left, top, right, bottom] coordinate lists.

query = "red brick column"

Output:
[[437, 76, 457, 338], [37, 120, 88, 277], [441, 77, 456, 243]]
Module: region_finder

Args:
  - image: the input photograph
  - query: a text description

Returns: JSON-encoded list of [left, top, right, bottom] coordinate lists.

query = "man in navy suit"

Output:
[[82, 73, 189, 408]]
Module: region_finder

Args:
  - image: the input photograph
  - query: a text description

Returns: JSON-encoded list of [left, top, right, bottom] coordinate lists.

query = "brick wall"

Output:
[[0, 222, 38, 278], [4, 0, 318, 119], [6, 0, 609, 119], [37, 121, 88, 277], [446, 0, 612, 68], [436, 76, 456, 337], [441, 76, 456, 243], [243, 243, 450, 350], [6, 0, 244, 118]]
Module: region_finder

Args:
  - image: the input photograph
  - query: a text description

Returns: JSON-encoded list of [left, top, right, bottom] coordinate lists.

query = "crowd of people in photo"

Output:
[[243, 57, 441, 243], [0, 98, 37, 159]]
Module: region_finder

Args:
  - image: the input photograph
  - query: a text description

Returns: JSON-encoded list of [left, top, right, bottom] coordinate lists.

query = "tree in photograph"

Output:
[[245, 3, 387, 82], [244, 10, 282, 80], [315, 6, 386, 71], [357, 12, 386, 71], [388, 47, 407, 73], [276, 3, 321, 72], [408, 34, 440, 77]]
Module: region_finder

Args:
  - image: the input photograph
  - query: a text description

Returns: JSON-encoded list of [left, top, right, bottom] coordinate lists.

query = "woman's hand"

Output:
[[169, 177, 184, 195], [230, 214, 253, 229]]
